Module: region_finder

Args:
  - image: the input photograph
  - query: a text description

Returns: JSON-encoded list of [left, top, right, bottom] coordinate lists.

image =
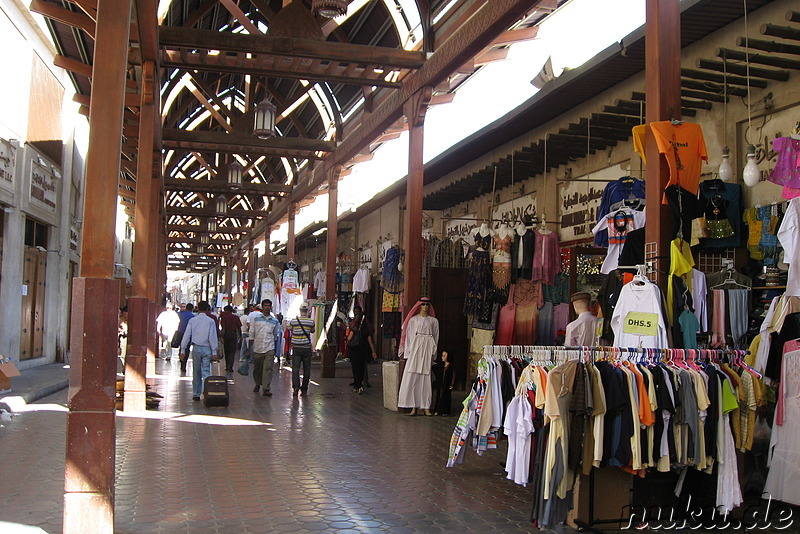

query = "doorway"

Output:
[[430, 267, 468, 390]]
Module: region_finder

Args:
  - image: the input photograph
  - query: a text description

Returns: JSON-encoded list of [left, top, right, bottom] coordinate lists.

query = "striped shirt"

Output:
[[289, 317, 315, 348]]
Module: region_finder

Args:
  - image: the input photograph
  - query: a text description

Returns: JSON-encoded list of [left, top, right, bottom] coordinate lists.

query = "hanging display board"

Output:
[[558, 171, 619, 241], [0, 138, 16, 199], [444, 213, 476, 240], [491, 193, 538, 225]]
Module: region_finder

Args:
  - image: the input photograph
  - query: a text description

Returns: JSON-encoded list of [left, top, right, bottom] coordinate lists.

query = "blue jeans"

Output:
[[191, 345, 213, 397], [292, 347, 312, 391]]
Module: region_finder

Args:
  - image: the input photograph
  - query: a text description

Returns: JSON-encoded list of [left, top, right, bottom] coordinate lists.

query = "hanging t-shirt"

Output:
[[777, 197, 800, 297], [649, 121, 708, 195], [352, 267, 370, 293], [280, 268, 303, 319], [611, 281, 669, 349], [768, 136, 800, 188], [592, 208, 646, 274]]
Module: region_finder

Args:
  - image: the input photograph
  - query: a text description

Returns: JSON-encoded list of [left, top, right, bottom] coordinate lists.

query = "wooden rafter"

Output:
[[161, 128, 335, 158], [164, 178, 292, 196]]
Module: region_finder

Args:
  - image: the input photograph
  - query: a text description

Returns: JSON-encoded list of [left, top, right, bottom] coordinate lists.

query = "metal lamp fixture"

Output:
[[216, 194, 228, 214], [196, 245, 204, 254], [253, 97, 277, 138], [312, 0, 348, 18], [207, 217, 217, 233], [228, 160, 242, 189], [200, 234, 210, 245]]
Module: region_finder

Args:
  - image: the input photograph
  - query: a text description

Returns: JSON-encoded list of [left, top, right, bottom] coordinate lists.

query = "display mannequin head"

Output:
[[418, 298, 431, 317], [571, 292, 591, 314]]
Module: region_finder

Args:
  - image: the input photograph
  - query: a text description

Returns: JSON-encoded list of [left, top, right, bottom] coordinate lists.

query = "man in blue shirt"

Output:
[[179, 301, 219, 401], [176, 303, 195, 374], [244, 299, 282, 397]]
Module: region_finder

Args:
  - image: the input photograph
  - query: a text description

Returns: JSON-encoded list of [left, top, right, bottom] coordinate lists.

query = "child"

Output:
[[432, 351, 456, 416]]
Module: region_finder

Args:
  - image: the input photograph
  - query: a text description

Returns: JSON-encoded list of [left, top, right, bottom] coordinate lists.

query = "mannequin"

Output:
[[538, 215, 552, 235], [493, 223, 513, 290], [564, 292, 600, 346], [398, 298, 440, 415]]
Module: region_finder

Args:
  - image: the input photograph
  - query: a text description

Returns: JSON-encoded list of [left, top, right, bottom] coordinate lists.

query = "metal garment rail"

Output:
[[481, 343, 753, 533]]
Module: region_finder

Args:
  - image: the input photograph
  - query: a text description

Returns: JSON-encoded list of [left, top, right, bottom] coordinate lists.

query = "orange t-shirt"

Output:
[[649, 121, 708, 194]]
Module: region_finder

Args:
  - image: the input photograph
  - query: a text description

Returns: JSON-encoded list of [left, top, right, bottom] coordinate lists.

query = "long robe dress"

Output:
[[398, 315, 440, 409]]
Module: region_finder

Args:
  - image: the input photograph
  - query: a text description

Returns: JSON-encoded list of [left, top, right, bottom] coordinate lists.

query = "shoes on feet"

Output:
[[356, 387, 364, 395], [253, 385, 260, 393], [301, 389, 308, 396], [262, 390, 272, 397], [292, 388, 299, 397], [193, 396, 200, 402]]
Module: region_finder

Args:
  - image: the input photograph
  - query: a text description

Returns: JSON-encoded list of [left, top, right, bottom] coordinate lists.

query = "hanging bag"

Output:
[[347, 317, 363, 348]]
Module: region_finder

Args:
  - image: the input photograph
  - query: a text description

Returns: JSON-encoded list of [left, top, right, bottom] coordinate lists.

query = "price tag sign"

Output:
[[623, 312, 658, 336]]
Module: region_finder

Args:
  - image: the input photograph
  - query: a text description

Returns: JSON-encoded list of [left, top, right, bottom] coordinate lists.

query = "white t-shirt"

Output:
[[611, 281, 669, 349]]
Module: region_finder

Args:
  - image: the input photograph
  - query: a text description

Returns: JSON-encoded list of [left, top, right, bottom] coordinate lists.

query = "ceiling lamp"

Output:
[[312, 0, 348, 18], [228, 160, 242, 189], [200, 234, 210, 245], [718, 146, 733, 182], [208, 217, 217, 233], [253, 97, 277, 138], [196, 245, 204, 254], [216, 194, 228, 214], [743, 145, 761, 187]]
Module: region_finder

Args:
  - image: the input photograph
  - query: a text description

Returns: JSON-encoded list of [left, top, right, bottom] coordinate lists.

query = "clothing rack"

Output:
[[482, 343, 754, 533]]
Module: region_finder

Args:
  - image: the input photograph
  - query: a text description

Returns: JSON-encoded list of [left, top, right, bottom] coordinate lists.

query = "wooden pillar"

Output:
[[323, 166, 341, 379], [402, 86, 432, 310], [64, 0, 131, 531], [124, 60, 156, 411], [645, 0, 681, 286], [287, 202, 296, 260], [248, 240, 256, 305], [263, 227, 271, 269]]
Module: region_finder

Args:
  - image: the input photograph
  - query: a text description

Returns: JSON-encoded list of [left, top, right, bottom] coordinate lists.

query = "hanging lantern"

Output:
[[253, 97, 277, 138], [200, 234, 210, 245], [207, 217, 217, 233], [216, 194, 228, 214], [312, 0, 348, 18], [228, 160, 242, 189], [196, 245, 204, 254]]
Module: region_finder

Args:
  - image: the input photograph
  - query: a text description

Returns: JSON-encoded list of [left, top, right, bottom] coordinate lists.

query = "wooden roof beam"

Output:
[[30, 0, 95, 37], [161, 128, 335, 158], [164, 178, 292, 195], [158, 27, 426, 69]]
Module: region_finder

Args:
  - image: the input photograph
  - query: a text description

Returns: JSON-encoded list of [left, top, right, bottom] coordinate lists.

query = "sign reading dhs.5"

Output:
[[623, 312, 659, 337]]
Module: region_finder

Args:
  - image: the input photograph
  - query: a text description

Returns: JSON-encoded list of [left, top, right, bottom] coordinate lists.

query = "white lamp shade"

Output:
[[718, 147, 733, 181], [207, 218, 217, 232], [216, 195, 228, 214], [742, 145, 760, 187], [253, 98, 277, 138], [228, 160, 242, 188], [312, 0, 348, 18], [200, 234, 210, 245], [196, 245, 204, 254]]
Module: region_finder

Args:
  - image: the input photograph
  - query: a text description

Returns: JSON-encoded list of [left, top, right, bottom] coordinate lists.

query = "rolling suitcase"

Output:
[[204, 360, 229, 407]]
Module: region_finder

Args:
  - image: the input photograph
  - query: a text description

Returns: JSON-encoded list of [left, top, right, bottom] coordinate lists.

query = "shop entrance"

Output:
[[20, 219, 48, 361], [429, 267, 468, 390]]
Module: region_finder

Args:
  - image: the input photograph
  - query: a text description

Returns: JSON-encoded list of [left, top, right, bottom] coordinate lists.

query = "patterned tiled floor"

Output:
[[0, 359, 555, 533]]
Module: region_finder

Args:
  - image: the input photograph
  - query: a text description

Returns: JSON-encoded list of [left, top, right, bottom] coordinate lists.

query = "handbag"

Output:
[[170, 330, 183, 349], [347, 318, 363, 348], [237, 357, 250, 376]]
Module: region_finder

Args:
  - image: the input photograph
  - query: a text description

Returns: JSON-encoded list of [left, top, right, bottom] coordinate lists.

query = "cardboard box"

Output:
[[0, 361, 21, 392]]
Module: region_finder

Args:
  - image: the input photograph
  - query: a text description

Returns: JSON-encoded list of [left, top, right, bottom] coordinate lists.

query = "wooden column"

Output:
[[323, 165, 341, 379], [64, 0, 131, 531], [248, 240, 256, 305], [263, 227, 271, 269], [287, 202, 296, 261], [402, 87, 432, 310], [645, 0, 681, 286], [124, 60, 156, 411], [146, 140, 162, 381]]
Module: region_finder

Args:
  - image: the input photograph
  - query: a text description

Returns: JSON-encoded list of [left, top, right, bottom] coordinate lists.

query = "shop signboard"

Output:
[[0, 138, 16, 196], [444, 213, 476, 241], [558, 171, 618, 241], [29, 155, 58, 215], [490, 193, 538, 225]]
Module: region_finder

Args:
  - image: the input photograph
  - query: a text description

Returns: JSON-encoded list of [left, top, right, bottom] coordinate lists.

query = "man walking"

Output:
[[179, 301, 219, 401], [289, 304, 315, 397], [244, 299, 281, 397], [155, 303, 180, 361], [219, 305, 242, 372], [176, 303, 195, 374]]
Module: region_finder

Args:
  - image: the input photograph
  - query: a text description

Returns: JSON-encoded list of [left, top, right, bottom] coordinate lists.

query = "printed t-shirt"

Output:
[[649, 121, 708, 195]]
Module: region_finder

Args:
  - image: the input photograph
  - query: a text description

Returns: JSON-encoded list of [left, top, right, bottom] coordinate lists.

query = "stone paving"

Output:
[[0, 359, 556, 533]]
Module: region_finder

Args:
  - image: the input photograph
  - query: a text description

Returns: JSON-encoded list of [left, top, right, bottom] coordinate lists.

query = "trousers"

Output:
[[292, 347, 312, 391], [252, 350, 275, 391]]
